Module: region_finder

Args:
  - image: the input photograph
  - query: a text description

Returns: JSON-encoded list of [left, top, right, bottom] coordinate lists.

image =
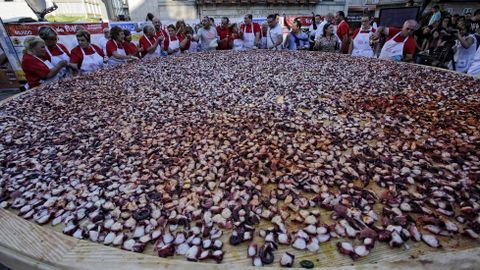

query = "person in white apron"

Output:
[[21, 37, 67, 89], [167, 25, 181, 56], [349, 16, 375, 58], [38, 26, 78, 77], [72, 30, 106, 73], [467, 46, 480, 76], [242, 14, 260, 49], [376, 20, 418, 62], [229, 24, 244, 51], [106, 26, 137, 66], [449, 24, 477, 73], [140, 25, 163, 59]]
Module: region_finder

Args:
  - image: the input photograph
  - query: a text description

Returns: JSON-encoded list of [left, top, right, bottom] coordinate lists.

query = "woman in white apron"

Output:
[[139, 25, 163, 59], [166, 25, 181, 56], [242, 15, 260, 49], [349, 16, 375, 58], [449, 24, 477, 73], [106, 26, 138, 66], [38, 26, 78, 77], [467, 46, 480, 76], [21, 37, 68, 89], [71, 30, 107, 73]]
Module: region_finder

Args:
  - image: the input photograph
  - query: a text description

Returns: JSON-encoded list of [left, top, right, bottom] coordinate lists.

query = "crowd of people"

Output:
[[20, 8, 480, 89]]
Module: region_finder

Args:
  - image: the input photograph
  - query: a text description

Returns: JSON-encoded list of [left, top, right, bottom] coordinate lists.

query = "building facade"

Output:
[[128, 0, 352, 22]]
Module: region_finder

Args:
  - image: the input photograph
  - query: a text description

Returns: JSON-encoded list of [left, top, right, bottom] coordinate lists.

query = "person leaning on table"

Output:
[[38, 26, 78, 77], [348, 16, 376, 58], [70, 30, 108, 74], [106, 26, 138, 66], [21, 37, 68, 89], [373, 19, 419, 62]]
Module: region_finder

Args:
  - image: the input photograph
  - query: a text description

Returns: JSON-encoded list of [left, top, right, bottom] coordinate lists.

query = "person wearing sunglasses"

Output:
[[349, 16, 376, 58], [374, 19, 418, 62]]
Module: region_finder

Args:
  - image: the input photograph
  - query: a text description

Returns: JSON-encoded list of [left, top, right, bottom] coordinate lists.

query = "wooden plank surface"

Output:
[[1, 66, 479, 270], [1, 209, 480, 270]]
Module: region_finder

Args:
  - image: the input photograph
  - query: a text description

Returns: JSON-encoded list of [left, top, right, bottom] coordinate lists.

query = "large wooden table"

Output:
[[1, 74, 480, 270]]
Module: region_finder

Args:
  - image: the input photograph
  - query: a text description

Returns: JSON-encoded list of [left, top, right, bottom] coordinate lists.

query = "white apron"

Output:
[[107, 40, 127, 66], [80, 46, 104, 73], [450, 34, 477, 73], [33, 55, 60, 85], [379, 32, 408, 61], [233, 39, 244, 51], [168, 35, 181, 56], [467, 46, 480, 76], [243, 24, 256, 49], [46, 44, 69, 78], [260, 36, 267, 49], [143, 34, 162, 59], [352, 28, 374, 58]]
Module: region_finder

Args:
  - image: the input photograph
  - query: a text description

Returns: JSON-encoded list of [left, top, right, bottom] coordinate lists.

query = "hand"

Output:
[[68, 63, 79, 70], [186, 34, 192, 39], [252, 46, 258, 49], [158, 35, 164, 41], [57, 60, 68, 67], [103, 56, 109, 63], [129, 56, 139, 61]]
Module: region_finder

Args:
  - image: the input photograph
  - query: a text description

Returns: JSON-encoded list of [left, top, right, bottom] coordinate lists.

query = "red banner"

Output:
[[6, 22, 108, 36], [284, 16, 323, 27]]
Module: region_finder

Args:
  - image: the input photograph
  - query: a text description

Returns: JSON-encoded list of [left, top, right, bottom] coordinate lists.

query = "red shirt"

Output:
[[216, 25, 232, 50], [106, 40, 124, 57], [336, 20, 350, 40], [139, 35, 158, 57], [123, 41, 138, 57], [178, 33, 190, 51], [156, 29, 169, 51], [43, 43, 70, 62], [70, 44, 105, 68], [22, 54, 50, 88], [352, 27, 376, 40], [240, 23, 261, 35], [387, 27, 417, 56]]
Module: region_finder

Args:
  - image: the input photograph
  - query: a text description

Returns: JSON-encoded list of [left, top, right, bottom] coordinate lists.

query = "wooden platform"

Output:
[[1, 209, 480, 270]]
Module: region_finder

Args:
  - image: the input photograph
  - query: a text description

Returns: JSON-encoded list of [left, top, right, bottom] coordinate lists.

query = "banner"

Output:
[[285, 16, 315, 28], [4, 22, 108, 81]]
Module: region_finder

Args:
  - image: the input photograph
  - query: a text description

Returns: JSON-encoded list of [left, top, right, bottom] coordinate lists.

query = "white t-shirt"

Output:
[[197, 27, 219, 51], [308, 23, 321, 39], [98, 37, 109, 55], [266, 23, 284, 49]]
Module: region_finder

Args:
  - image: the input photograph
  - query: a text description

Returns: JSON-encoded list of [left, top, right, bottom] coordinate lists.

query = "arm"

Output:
[[456, 34, 474, 49], [283, 33, 290, 49], [145, 37, 161, 54], [179, 35, 191, 50], [255, 32, 260, 47], [46, 60, 67, 79], [348, 40, 353, 54]]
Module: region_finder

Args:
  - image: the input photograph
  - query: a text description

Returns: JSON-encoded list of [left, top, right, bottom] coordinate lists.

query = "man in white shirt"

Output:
[[315, 13, 334, 41], [98, 28, 110, 55], [308, 14, 322, 46], [266, 14, 284, 49]]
